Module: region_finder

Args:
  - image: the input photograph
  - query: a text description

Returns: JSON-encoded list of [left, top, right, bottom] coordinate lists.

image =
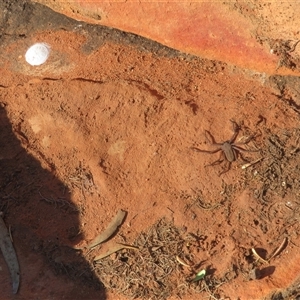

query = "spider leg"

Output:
[[237, 151, 250, 162], [219, 161, 231, 175], [204, 130, 222, 145], [234, 135, 254, 145], [235, 130, 262, 146], [232, 145, 259, 153], [191, 147, 222, 154], [229, 120, 240, 143], [209, 151, 225, 166]]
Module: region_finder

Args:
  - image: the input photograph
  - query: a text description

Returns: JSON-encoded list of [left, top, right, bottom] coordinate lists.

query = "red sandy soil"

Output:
[[0, 2, 300, 300]]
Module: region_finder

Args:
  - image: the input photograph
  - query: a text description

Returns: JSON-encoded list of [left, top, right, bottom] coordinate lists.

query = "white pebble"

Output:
[[25, 43, 50, 66]]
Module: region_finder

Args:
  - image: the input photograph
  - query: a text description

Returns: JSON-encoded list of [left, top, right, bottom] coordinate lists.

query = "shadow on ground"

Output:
[[0, 107, 106, 299]]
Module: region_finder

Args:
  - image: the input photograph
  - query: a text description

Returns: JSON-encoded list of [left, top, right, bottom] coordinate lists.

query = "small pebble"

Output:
[[25, 43, 50, 66], [249, 268, 261, 280]]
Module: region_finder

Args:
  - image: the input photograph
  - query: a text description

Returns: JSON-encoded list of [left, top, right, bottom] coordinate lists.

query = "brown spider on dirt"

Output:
[[192, 120, 258, 175]]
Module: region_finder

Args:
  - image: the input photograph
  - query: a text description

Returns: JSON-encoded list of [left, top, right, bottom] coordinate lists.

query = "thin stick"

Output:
[[94, 243, 138, 261], [269, 237, 287, 261], [8, 225, 13, 243], [241, 157, 264, 169], [176, 255, 191, 268], [251, 248, 268, 264]]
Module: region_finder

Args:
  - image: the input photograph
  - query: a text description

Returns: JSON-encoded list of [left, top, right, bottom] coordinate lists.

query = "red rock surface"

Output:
[[34, 0, 300, 75]]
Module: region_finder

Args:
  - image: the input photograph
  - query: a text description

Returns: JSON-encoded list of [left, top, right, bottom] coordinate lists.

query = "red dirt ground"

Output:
[[1, 2, 300, 300]]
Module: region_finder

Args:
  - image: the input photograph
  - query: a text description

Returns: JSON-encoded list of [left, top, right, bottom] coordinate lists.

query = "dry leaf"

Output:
[[87, 209, 126, 249], [0, 215, 20, 294]]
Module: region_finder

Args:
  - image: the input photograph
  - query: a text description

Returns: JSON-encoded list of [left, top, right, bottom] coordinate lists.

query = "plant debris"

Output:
[[93, 218, 220, 299], [94, 243, 139, 261], [191, 269, 206, 282]]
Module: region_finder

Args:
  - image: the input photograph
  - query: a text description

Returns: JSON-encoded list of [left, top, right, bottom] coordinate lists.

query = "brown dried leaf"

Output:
[[87, 209, 126, 249], [0, 215, 20, 294]]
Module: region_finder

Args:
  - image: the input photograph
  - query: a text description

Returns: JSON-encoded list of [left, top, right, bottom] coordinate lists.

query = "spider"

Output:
[[191, 120, 257, 175]]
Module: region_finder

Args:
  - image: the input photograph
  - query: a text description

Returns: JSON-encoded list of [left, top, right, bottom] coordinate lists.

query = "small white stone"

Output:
[[25, 43, 50, 66]]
